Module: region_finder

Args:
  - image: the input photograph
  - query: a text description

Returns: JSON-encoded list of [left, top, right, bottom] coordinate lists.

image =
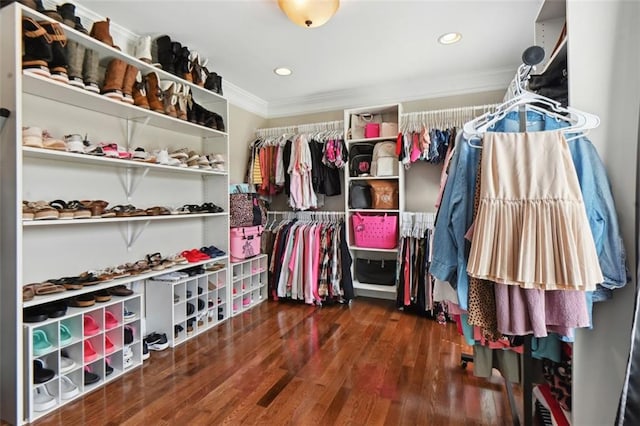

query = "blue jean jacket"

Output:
[[430, 111, 629, 313]]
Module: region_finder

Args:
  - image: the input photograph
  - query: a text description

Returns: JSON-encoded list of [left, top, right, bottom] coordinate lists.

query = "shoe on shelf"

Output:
[[33, 385, 57, 412], [59, 354, 76, 374], [124, 325, 135, 344], [83, 340, 98, 363], [33, 329, 53, 356], [123, 307, 137, 320], [104, 311, 118, 329], [83, 366, 100, 385], [146, 332, 169, 351], [104, 334, 116, 355], [22, 126, 43, 148], [83, 314, 100, 336], [123, 345, 134, 368], [105, 358, 114, 376], [59, 323, 73, 346], [33, 359, 55, 384], [60, 375, 80, 400], [22, 17, 53, 79], [174, 324, 183, 339], [63, 134, 85, 153]]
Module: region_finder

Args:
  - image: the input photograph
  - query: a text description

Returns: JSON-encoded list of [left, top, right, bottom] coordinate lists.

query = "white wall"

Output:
[[568, 1, 640, 424]]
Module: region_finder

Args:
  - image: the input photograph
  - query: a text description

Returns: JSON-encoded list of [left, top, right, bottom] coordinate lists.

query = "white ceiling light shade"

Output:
[[277, 0, 340, 28], [438, 32, 463, 45], [274, 67, 293, 76]]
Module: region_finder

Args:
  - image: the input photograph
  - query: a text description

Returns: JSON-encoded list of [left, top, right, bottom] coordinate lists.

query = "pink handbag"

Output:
[[351, 213, 398, 249], [230, 225, 263, 262], [364, 123, 380, 138]]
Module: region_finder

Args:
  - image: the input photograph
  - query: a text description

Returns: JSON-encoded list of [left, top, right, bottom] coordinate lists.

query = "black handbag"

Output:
[[349, 183, 371, 209], [355, 258, 396, 286], [349, 143, 375, 177]]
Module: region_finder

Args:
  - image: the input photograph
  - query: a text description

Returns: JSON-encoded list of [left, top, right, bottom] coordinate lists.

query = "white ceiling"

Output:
[[75, 0, 544, 117]]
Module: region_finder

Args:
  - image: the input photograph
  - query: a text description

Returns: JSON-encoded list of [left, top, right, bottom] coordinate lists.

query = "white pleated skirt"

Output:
[[467, 131, 603, 291]]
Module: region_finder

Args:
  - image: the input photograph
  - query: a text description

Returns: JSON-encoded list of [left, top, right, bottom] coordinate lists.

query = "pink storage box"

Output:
[[230, 225, 263, 262], [351, 213, 398, 249], [364, 123, 380, 138]]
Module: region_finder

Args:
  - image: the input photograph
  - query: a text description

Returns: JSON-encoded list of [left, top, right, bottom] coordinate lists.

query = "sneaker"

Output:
[[84, 366, 100, 385], [123, 308, 137, 320], [59, 354, 76, 374], [123, 345, 134, 368], [174, 324, 183, 338], [33, 385, 57, 412], [64, 134, 85, 153], [153, 272, 185, 282], [146, 332, 169, 351], [142, 339, 150, 360]]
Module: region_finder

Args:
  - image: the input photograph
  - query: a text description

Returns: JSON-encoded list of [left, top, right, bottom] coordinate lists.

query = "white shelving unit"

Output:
[[343, 103, 404, 300], [145, 267, 228, 347], [230, 255, 268, 316], [0, 4, 230, 423], [24, 292, 142, 422]]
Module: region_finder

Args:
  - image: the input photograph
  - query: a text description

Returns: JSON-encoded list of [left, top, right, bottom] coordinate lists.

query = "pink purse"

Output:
[[364, 123, 380, 138], [351, 213, 398, 249]]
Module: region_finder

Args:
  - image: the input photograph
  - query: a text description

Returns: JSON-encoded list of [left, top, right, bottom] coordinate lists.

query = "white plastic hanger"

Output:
[[463, 64, 600, 147]]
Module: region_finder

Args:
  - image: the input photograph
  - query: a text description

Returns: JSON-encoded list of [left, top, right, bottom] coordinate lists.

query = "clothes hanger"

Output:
[[463, 69, 599, 147]]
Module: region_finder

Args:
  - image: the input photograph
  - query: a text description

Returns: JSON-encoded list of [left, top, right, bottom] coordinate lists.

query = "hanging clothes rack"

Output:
[[400, 104, 499, 133], [265, 210, 352, 306]]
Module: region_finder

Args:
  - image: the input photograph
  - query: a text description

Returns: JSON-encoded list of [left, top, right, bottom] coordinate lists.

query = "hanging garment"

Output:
[[467, 131, 603, 291], [269, 217, 353, 304]]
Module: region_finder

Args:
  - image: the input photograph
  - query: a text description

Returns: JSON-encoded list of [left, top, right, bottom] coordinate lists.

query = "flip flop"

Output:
[[23, 285, 36, 301], [33, 282, 66, 295]]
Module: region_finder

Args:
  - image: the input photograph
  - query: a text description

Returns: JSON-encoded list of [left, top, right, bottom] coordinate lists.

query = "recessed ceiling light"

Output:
[[274, 67, 292, 76], [438, 32, 462, 45]]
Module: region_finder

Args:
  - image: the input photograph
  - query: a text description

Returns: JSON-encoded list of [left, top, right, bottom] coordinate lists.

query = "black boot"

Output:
[[152, 35, 173, 73], [170, 41, 182, 76], [204, 70, 219, 93], [176, 46, 192, 82], [213, 112, 225, 132], [22, 17, 52, 78], [39, 19, 69, 83]]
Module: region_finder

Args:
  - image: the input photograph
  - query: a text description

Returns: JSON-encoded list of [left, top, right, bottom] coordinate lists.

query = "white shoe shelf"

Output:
[[230, 255, 268, 316], [144, 267, 229, 347], [0, 4, 230, 424], [24, 292, 143, 422]]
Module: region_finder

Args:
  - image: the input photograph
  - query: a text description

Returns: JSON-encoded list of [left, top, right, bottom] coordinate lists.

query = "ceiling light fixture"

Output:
[[277, 0, 340, 28], [438, 32, 462, 45], [274, 67, 293, 76]]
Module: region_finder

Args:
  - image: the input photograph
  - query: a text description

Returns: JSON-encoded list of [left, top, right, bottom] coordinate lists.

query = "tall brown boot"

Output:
[[89, 18, 115, 48], [145, 71, 164, 113], [121, 64, 138, 104], [102, 58, 126, 101]]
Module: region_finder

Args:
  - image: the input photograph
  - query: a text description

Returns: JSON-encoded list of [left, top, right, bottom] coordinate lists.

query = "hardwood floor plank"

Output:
[[32, 298, 520, 426]]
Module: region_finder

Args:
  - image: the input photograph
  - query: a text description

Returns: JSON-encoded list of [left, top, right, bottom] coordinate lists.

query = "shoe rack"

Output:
[[343, 103, 404, 301], [230, 255, 268, 316], [0, 4, 230, 424], [23, 292, 143, 422], [144, 267, 228, 347]]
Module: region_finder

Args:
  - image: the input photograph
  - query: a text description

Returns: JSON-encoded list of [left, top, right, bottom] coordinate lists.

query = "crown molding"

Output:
[[265, 67, 515, 118], [223, 81, 269, 118]]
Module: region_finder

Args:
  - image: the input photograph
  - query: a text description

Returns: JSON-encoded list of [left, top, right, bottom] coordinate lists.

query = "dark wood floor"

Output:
[[34, 298, 520, 426]]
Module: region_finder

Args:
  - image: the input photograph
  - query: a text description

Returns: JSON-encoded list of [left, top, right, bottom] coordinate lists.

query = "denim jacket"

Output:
[[430, 111, 629, 311]]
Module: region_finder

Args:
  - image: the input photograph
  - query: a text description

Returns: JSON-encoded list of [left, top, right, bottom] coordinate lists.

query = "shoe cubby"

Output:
[[22, 293, 142, 421], [3, 3, 230, 422], [229, 255, 268, 316], [145, 264, 229, 347], [84, 360, 104, 392]]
